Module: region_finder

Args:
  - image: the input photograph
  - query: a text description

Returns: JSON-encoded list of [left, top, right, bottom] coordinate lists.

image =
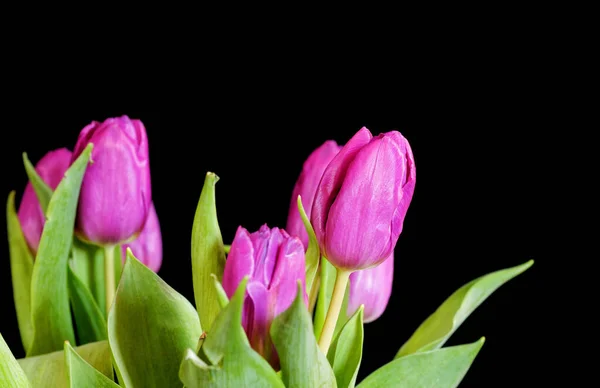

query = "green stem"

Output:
[[308, 270, 321, 314], [104, 245, 115, 316], [224, 244, 231, 254], [317, 268, 350, 355]]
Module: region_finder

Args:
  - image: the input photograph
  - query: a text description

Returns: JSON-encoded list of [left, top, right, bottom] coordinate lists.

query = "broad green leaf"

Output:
[[18, 340, 112, 388], [0, 333, 31, 387], [328, 306, 364, 388], [28, 144, 93, 356], [71, 238, 106, 315], [314, 257, 335, 338], [109, 249, 202, 388], [6, 191, 34, 353], [358, 338, 484, 388], [22, 152, 53, 214], [396, 260, 534, 358], [67, 264, 107, 345], [298, 195, 321, 297], [271, 282, 337, 388], [191, 172, 226, 332], [180, 277, 283, 388], [64, 341, 118, 388]]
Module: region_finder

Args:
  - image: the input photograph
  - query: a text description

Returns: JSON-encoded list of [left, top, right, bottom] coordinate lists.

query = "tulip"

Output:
[[313, 127, 415, 354], [348, 252, 394, 323], [121, 203, 162, 273], [18, 148, 73, 253], [286, 140, 341, 248], [222, 224, 307, 369], [72, 115, 152, 246], [311, 127, 416, 271]]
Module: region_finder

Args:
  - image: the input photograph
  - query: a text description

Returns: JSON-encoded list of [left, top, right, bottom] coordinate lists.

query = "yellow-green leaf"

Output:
[[6, 191, 34, 353], [396, 260, 533, 358], [191, 172, 226, 333], [28, 144, 93, 356]]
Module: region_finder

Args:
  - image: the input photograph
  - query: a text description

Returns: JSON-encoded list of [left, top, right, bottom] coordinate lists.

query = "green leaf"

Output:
[[396, 260, 534, 358], [67, 264, 107, 345], [358, 338, 484, 388], [64, 341, 118, 388], [314, 257, 335, 338], [71, 238, 106, 316], [109, 249, 202, 388], [328, 306, 364, 388], [0, 333, 31, 387], [6, 191, 35, 353], [211, 273, 229, 309], [27, 144, 93, 356], [191, 172, 226, 333], [180, 277, 283, 388], [297, 195, 321, 296], [271, 282, 337, 388], [18, 340, 112, 388], [22, 152, 53, 214]]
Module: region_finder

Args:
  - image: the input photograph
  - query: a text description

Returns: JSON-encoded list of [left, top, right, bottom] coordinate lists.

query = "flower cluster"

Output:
[[1, 116, 533, 388]]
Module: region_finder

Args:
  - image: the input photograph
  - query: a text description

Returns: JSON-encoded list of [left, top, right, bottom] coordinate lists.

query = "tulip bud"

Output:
[[222, 224, 307, 369], [311, 127, 416, 270], [121, 203, 162, 273], [348, 252, 394, 323], [286, 140, 341, 248], [18, 148, 72, 253], [72, 116, 152, 245]]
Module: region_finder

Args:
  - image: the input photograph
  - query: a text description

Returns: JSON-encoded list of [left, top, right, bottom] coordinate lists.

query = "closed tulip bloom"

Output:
[[222, 224, 307, 369], [72, 116, 152, 245], [311, 127, 416, 270], [348, 252, 394, 323], [18, 148, 72, 253], [121, 203, 162, 273], [286, 140, 341, 248]]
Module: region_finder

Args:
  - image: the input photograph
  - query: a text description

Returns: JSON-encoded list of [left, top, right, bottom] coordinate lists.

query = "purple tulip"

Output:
[[18, 148, 72, 253], [121, 203, 162, 273], [286, 140, 342, 249], [311, 127, 416, 270], [222, 224, 307, 369], [348, 252, 394, 323], [72, 116, 152, 245]]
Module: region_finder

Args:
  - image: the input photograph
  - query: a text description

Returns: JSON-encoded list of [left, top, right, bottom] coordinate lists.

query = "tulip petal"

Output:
[[311, 127, 372, 248], [287, 140, 341, 248], [325, 135, 405, 269], [245, 282, 276, 367], [348, 253, 394, 323], [121, 203, 162, 273], [222, 227, 255, 299], [270, 235, 307, 316], [250, 225, 282, 287]]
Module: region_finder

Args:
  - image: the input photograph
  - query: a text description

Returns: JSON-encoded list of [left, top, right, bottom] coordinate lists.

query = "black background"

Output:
[[0, 96, 550, 386]]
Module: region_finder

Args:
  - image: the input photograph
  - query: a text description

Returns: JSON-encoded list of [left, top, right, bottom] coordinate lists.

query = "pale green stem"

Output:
[[104, 245, 115, 316], [317, 269, 350, 355]]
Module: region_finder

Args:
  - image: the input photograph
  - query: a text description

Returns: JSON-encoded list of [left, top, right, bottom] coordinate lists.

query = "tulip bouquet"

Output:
[[1, 117, 533, 387]]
